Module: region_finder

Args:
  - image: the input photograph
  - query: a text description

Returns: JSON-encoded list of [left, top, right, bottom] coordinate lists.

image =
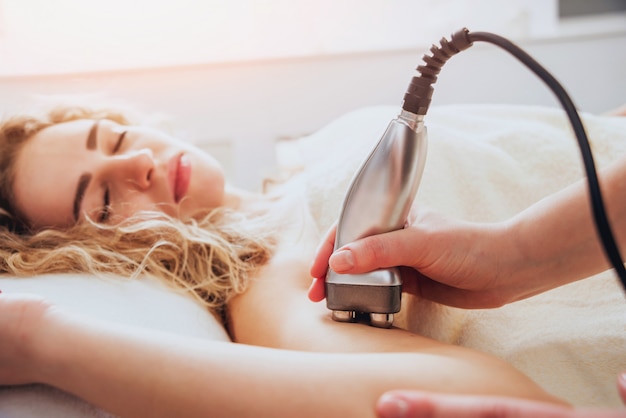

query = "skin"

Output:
[[0, 118, 566, 417]]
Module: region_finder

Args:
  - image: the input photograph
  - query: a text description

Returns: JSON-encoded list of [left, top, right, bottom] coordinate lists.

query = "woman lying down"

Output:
[[0, 106, 565, 417]]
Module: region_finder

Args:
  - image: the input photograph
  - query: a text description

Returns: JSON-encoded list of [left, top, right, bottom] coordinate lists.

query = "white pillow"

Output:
[[0, 273, 229, 340]]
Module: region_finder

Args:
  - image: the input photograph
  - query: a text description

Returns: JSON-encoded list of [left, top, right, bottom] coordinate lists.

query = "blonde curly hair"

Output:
[[0, 106, 275, 317]]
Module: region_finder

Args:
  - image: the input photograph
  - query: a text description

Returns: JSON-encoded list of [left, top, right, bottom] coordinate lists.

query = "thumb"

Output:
[[329, 229, 418, 274]]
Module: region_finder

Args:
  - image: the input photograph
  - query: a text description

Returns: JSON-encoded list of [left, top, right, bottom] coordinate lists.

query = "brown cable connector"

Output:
[[402, 28, 473, 115]]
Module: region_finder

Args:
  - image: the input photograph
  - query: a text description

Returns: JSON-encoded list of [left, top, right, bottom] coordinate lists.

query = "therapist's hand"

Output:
[[309, 208, 521, 309], [375, 372, 626, 418]]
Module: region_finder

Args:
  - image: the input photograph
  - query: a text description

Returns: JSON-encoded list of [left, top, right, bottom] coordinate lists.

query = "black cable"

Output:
[[465, 31, 626, 294], [403, 28, 626, 294]]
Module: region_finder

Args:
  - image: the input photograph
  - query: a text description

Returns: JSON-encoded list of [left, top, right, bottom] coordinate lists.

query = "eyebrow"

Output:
[[86, 120, 99, 150], [73, 173, 92, 221], [72, 121, 99, 221]]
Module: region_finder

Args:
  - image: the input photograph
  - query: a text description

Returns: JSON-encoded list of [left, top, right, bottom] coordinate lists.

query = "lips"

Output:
[[169, 153, 191, 203]]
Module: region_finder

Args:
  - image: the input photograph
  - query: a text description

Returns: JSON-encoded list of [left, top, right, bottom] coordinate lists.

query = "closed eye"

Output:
[[98, 188, 111, 223], [112, 130, 127, 154]]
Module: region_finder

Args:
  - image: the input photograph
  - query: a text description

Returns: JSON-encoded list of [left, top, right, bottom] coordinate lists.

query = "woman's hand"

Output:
[[0, 292, 58, 385], [308, 207, 520, 309]]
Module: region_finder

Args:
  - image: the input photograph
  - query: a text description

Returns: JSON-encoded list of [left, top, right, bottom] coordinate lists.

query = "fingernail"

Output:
[[331, 249, 354, 271], [377, 394, 408, 418], [619, 371, 626, 385]]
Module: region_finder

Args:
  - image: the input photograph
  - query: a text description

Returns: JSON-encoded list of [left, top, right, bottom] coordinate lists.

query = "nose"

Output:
[[104, 148, 155, 190]]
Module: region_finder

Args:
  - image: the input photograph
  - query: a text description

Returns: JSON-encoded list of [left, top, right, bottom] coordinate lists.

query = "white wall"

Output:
[[0, 0, 560, 76], [0, 17, 624, 190]]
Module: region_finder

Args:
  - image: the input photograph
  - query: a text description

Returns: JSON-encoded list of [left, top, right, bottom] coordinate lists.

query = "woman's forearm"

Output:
[[27, 304, 561, 418], [37, 309, 365, 418], [505, 155, 626, 298]]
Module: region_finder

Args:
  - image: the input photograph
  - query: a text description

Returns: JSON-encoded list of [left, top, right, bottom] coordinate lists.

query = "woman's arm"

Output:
[[0, 293, 564, 418]]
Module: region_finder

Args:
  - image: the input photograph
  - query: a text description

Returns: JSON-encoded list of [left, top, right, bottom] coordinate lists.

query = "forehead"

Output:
[[35, 119, 95, 143], [12, 119, 95, 229]]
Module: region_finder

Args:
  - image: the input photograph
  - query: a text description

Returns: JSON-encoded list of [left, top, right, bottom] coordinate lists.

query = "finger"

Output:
[[413, 277, 499, 309], [397, 267, 422, 297], [307, 277, 326, 302], [330, 229, 419, 274], [309, 223, 337, 279], [399, 270, 474, 309], [376, 391, 576, 418]]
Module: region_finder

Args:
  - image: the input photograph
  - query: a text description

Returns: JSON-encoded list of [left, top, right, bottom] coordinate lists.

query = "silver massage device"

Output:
[[324, 29, 475, 328], [325, 110, 427, 328]]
